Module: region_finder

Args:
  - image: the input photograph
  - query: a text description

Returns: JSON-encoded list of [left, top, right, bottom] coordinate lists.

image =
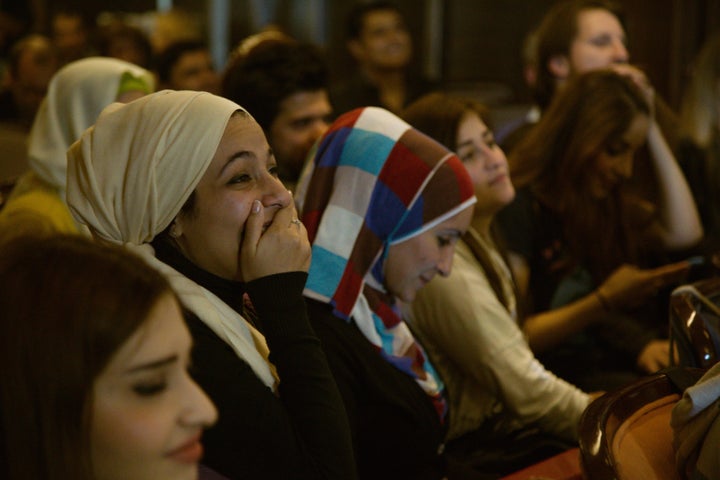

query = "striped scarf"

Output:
[[296, 107, 475, 421]]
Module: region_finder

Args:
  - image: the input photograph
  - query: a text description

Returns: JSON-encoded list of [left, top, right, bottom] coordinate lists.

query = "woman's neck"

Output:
[[470, 212, 493, 239]]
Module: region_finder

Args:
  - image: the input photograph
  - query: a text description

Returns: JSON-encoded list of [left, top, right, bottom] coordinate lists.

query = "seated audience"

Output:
[[0, 34, 58, 129], [677, 32, 720, 254], [222, 34, 332, 191], [330, 1, 437, 115], [402, 92, 592, 476], [154, 39, 220, 94], [0, 56, 154, 245], [66, 90, 356, 479], [296, 106, 477, 479], [497, 70, 701, 392], [0, 234, 218, 480], [500, 0, 680, 225]]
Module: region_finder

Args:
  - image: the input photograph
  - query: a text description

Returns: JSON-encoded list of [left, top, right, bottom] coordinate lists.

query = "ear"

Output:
[[548, 54, 571, 80], [169, 217, 183, 239]]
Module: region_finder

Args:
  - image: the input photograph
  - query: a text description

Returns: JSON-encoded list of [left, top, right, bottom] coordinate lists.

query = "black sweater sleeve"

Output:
[[186, 271, 356, 480]]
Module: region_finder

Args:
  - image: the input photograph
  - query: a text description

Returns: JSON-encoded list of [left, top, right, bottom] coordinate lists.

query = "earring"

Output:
[[169, 224, 180, 239]]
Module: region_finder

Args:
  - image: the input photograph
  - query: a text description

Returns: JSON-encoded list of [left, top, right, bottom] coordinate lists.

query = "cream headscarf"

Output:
[[66, 90, 277, 388], [28, 57, 154, 196]]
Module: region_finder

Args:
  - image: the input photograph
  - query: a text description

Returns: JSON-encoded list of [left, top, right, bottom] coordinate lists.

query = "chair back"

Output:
[[578, 368, 705, 480], [669, 278, 720, 368]]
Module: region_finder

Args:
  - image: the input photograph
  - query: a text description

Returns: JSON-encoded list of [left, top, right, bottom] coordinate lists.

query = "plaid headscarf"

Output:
[[295, 107, 476, 421]]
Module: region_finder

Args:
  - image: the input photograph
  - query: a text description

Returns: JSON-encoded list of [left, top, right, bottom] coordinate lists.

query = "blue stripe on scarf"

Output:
[[340, 129, 395, 175], [306, 245, 346, 298]]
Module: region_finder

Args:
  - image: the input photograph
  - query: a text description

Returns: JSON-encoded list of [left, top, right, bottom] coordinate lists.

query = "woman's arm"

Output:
[[644, 120, 703, 249], [246, 273, 357, 480], [611, 64, 702, 249]]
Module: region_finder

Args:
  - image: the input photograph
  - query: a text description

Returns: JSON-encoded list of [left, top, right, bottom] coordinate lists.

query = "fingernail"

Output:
[[252, 200, 261, 213]]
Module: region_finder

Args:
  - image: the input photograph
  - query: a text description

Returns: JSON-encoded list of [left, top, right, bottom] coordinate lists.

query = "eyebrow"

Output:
[[219, 148, 274, 177], [125, 355, 178, 374], [457, 127, 492, 149]]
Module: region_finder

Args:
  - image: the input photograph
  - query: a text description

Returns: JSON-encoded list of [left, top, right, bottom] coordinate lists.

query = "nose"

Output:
[[436, 247, 455, 277], [261, 173, 292, 208], [181, 375, 218, 428], [307, 120, 329, 148], [613, 39, 629, 63], [485, 145, 508, 171]]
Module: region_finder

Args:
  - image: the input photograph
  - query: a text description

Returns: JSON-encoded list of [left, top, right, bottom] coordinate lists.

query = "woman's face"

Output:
[[455, 112, 515, 217], [91, 293, 217, 480], [174, 114, 292, 281], [590, 112, 649, 198], [384, 206, 473, 303]]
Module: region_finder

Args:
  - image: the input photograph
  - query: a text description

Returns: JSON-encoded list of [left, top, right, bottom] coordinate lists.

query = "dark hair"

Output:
[[0, 235, 175, 480], [345, 1, 403, 40], [401, 92, 516, 312], [511, 70, 649, 280], [533, 0, 625, 109], [221, 38, 329, 131], [154, 39, 209, 84], [97, 22, 153, 69], [6, 34, 56, 77]]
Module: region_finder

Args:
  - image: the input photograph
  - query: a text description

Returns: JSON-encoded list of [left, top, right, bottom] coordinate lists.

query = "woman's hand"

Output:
[[609, 64, 655, 114], [597, 261, 690, 311], [240, 199, 311, 281], [637, 339, 672, 373]]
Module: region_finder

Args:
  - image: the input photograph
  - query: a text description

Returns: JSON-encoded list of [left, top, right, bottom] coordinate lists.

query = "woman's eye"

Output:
[[438, 236, 451, 247], [590, 35, 612, 47], [268, 165, 279, 177], [133, 382, 167, 397], [229, 174, 251, 185], [458, 148, 477, 163]]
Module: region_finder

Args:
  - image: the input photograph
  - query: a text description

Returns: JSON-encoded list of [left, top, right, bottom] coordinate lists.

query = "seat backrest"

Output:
[[611, 394, 679, 479], [669, 279, 720, 369], [578, 368, 705, 480]]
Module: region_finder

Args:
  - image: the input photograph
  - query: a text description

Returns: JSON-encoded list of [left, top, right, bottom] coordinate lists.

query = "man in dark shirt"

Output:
[[331, 1, 437, 116]]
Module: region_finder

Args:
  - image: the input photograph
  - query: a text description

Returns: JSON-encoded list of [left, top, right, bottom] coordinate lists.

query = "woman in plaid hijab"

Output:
[[296, 106, 476, 479]]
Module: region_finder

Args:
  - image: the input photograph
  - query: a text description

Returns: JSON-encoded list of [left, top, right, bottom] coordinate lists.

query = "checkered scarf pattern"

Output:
[[297, 107, 475, 421]]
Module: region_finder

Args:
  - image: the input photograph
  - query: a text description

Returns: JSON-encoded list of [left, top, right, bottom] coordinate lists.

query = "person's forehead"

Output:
[[576, 8, 624, 37], [362, 9, 403, 30]]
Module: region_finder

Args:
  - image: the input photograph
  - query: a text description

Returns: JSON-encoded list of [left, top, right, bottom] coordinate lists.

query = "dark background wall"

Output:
[[38, 0, 720, 113]]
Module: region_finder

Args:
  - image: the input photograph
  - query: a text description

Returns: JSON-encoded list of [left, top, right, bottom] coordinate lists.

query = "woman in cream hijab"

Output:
[[0, 56, 153, 244], [66, 90, 355, 480]]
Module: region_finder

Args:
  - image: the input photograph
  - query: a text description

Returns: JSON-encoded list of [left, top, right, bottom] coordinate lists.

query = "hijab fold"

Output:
[[295, 107, 476, 419]]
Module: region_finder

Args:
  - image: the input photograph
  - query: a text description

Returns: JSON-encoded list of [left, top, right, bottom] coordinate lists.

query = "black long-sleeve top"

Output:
[[304, 298, 447, 480], [153, 240, 356, 480]]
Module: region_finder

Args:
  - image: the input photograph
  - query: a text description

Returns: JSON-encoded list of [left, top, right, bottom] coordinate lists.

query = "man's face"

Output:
[[268, 89, 332, 183], [168, 50, 220, 94], [350, 9, 412, 71], [568, 8, 629, 75]]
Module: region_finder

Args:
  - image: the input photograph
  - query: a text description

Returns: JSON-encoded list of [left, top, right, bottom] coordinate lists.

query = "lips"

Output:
[[166, 433, 204, 464], [488, 173, 508, 186]]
